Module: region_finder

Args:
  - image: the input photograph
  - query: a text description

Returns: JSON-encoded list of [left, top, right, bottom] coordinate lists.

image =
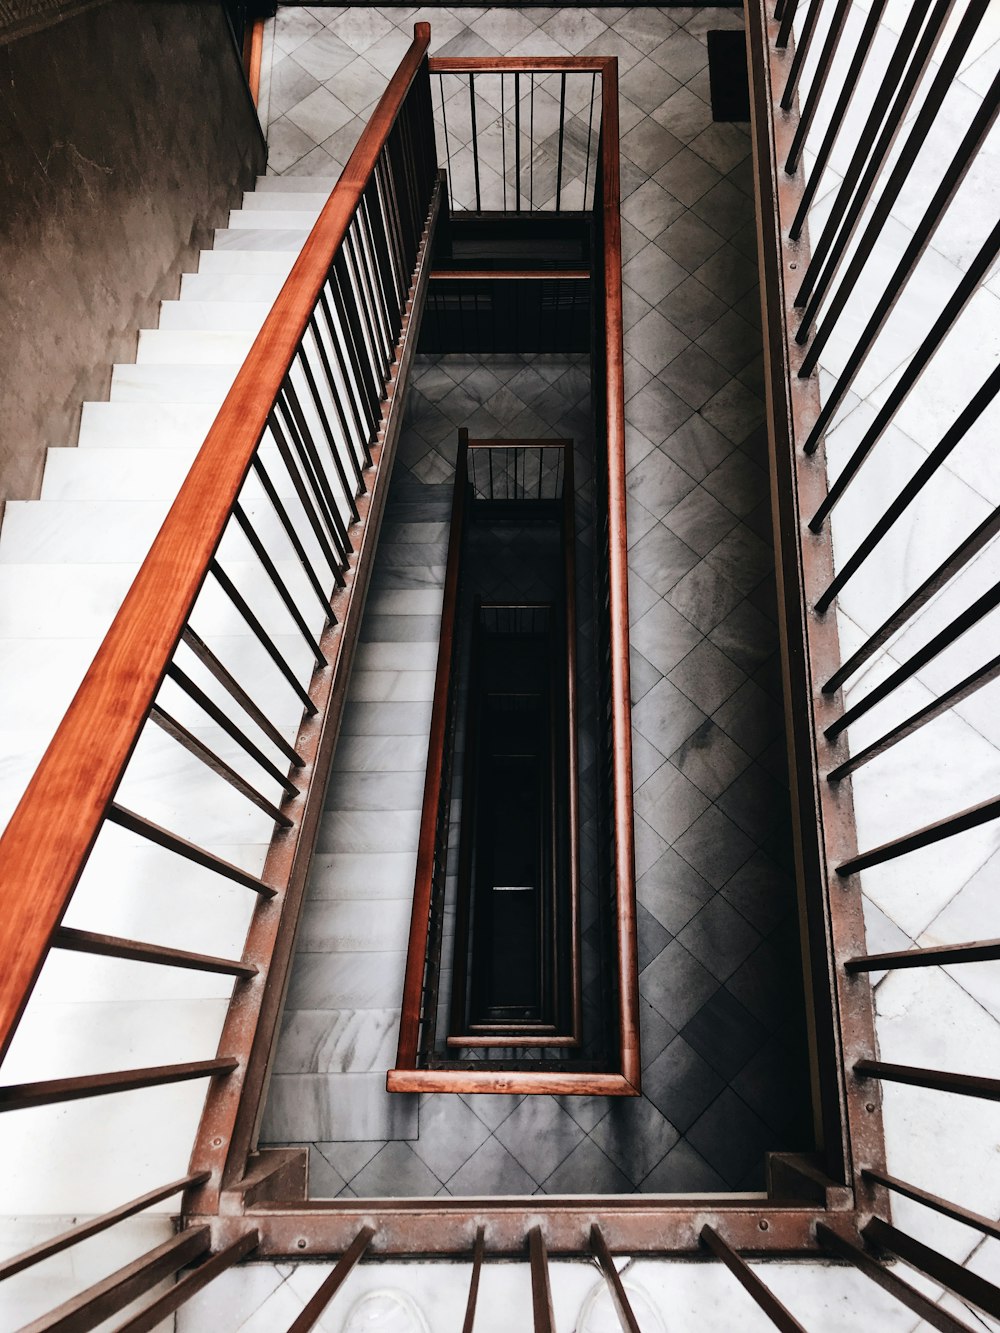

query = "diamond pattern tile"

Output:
[[262, 2, 815, 1196]]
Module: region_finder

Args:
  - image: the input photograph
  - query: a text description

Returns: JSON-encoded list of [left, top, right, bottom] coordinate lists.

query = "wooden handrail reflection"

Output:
[[0, 23, 433, 1061]]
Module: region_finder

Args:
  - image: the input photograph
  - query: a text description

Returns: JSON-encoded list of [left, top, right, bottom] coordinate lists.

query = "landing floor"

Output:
[[260, 2, 814, 1193]]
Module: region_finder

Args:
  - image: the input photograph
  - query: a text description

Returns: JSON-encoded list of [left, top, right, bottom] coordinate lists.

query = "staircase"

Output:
[[0, 175, 356, 1226], [262, 479, 451, 1149], [0, 175, 336, 834]]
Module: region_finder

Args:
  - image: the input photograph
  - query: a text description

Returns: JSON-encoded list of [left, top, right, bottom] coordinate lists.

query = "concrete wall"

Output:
[[0, 0, 266, 503]]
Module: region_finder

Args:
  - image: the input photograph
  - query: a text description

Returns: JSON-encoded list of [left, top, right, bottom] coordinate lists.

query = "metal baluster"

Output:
[[439, 72, 454, 206], [556, 72, 567, 212], [783, 0, 853, 170], [469, 73, 482, 212]]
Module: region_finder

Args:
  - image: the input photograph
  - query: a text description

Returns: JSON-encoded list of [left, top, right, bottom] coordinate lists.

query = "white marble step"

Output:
[[136, 328, 256, 365], [0, 500, 171, 563], [78, 402, 219, 449], [241, 191, 330, 212], [158, 300, 272, 332], [228, 208, 321, 230], [254, 175, 338, 193], [212, 228, 312, 252], [197, 249, 296, 275], [40, 447, 198, 500], [109, 363, 239, 404], [178, 271, 286, 302]]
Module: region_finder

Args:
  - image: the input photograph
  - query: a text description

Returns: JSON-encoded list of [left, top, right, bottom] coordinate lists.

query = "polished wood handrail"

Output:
[[430, 57, 611, 73], [397, 428, 469, 1066], [597, 57, 639, 1091], [0, 23, 432, 1062]]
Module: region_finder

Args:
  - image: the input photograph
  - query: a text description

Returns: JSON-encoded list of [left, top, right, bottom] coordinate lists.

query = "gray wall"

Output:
[[0, 0, 267, 503]]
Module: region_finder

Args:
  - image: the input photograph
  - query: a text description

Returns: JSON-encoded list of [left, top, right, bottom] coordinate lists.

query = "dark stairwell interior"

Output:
[[260, 9, 816, 1196]]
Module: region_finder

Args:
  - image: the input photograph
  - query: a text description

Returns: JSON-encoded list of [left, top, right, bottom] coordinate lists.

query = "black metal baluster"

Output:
[[469, 73, 482, 213], [556, 73, 567, 212]]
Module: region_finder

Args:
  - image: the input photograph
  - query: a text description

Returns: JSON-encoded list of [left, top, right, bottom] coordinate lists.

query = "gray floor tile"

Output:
[[669, 718, 753, 802], [682, 986, 767, 1082], [411, 1095, 492, 1182], [668, 639, 746, 714], [591, 1096, 680, 1185], [642, 1035, 726, 1132], [352, 1141, 441, 1197], [639, 1137, 728, 1192], [640, 938, 718, 1030], [632, 675, 708, 755], [663, 484, 739, 557], [445, 1134, 537, 1195], [629, 522, 701, 596], [687, 1088, 774, 1187], [674, 806, 756, 890], [494, 1098, 586, 1183], [541, 1136, 635, 1194], [665, 561, 744, 633], [635, 759, 710, 843]]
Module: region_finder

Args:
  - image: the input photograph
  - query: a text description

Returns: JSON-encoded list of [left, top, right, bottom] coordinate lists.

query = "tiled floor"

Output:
[[259, 4, 814, 1193]]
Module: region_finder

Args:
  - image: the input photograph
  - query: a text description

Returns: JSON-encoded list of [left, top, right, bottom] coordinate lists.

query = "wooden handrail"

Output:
[[397, 429, 469, 1066], [0, 23, 433, 1061], [597, 58, 639, 1090]]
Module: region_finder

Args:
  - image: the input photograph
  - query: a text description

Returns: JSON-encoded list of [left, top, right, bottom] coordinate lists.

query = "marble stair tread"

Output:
[[271, 1007, 401, 1074], [136, 329, 257, 364], [352, 641, 439, 672], [178, 272, 286, 303], [323, 768, 427, 810], [306, 850, 419, 899], [241, 191, 331, 212], [157, 300, 273, 332], [227, 208, 322, 230], [260, 1070, 417, 1143], [254, 175, 338, 193], [212, 227, 313, 252], [330, 735, 431, 773], [297, 898, 412, 953], [196, 249, 297, 275], [284, 951, 409, 1012], [109, 363, 240, 404], [315, 807, 422, 853], [40, 448, 199, 500], [40, 448, 292, 505], [343, 668, 436, 702], [77, 402, 220, 449], [0, 500, 171, 563]]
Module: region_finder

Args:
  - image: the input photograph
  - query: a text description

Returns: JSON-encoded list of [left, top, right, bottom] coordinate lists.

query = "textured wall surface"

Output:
[[0, 0, 266, 502]]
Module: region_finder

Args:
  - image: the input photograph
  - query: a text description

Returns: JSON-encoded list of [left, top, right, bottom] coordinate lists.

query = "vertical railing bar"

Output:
[[330, 255, 380, 425], [279, 380, 356, 548], [461, 1226, 486, 1333], [864, 1218, 1000, 1321], [0, 1173, 210, 1283], [815, 362, 1000, 605], [775, 0, 800, 48], [181, 624, 306, 765], [701, 1226, 806, 1332], [528, 1227, 555, 1333], [556, 72, 567, 212], [501, 72, 508, 211], [375, 155, 406, 306], [788, 0, 889, 232], [150, 702, 293, 825], [115, 1231, 260, 1333], [349, 219, 391, 375], [249, 453, 336, 615], [166, 659, 300, 793], [515, 70, 522, 211], [862, 1168, 1000, 1242], [305, 314, 366, 492], [295, 343, 364, 513], [230, 502, 328, 667], [209, 559, 317, 714], [827, 650, 1000, 782], [358, 191, 397, 359], [817, 1225, 975, 1333], [837, 798, 1000, 877], [783, 0, 853, 170], [469, 73, 482, 212], [824, 502, 1000, 694], [318, 279, 373, 459], [779, 0, 824, 109], [286, 1227, 376, 1333], [583, 72, 597, 208], [344, 225, 386, 385], [794, 0, 961, 312], [825, 579, 1000, 740], [529, 73, 534, 210], [267, 406, 349, 576], [806, 218, 1000, 516], [800, 72, 1000, 387], [590, 1224, 642, 1333], [439, 73, 454, 206]]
